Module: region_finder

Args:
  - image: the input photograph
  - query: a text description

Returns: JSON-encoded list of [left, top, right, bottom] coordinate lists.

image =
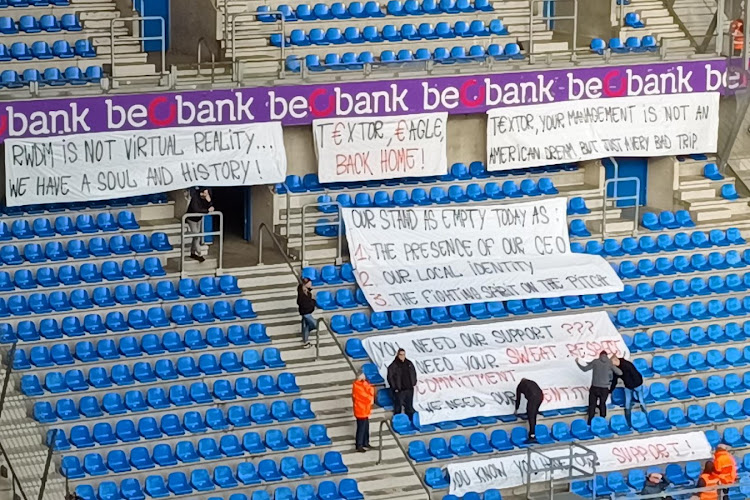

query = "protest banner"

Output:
[[340, 199, 623, 312], [4, 122, 287, 206], [362, 311, 628, 424], [446, 431, 711, 496], [486, 92, 720, 170], [313, 112, 448, 183]]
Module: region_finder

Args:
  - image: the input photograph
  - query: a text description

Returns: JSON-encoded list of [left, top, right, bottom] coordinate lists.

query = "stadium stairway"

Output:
[[618, 0, 693, 51]]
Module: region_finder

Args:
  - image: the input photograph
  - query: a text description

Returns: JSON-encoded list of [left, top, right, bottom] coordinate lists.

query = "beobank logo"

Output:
[[0, 60, 743, 140]]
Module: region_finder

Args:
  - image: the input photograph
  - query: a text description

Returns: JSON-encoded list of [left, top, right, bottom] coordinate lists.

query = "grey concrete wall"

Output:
[[556, 0, 615, 49], [169, 0, 220, 62], [647, 157, 678, 211]]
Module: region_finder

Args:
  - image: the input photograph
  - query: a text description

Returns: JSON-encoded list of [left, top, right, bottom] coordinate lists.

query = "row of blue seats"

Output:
[[626, 322, 750, 352], [0, 211, 139, 239], [21, 348, 282, 396], [2, 64, 101, 87], [51, 412, 326, 450], [273, 19, 509, 46], [289, 43, 523, 71], [575, 228, 746, 256], [613, 295, 750, 328], [317, 178, 558, 212], [613, 249, 750, 278], [0, 12, 79, 33], [590, 35, 657, 54], [636, 347, 750, 378], [63, 449, 345, 479], [641, 210, 696, 230], [74, 477, 360, 500], [0, 193, 168, 217], [15, 325, 269, 370], [35, 377, 303, 424], [0, 0, 69, 5], [258, 0, 493, 22], [0, 257, 166, 290], [0, 232, 172, 266], [442, 491, 501, 500], [0, 38, 95, 60], [0, 279, 242, 318], [279, 164, 576, 193], [302, 264, 354, 285], [35, 378, 302, 424], [0, 274, 240, 311]]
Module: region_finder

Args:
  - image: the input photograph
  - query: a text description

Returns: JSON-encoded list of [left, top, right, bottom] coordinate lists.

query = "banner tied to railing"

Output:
[[313, 112, 448, 183], [340, 198, 624, 312], [446, 431, 712, 496], [4, 122, 287, 206], [363, 311, 628, 425], [486, 92, 720, 170]]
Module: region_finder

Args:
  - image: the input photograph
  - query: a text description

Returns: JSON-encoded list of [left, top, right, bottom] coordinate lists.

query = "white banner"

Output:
[[341, 199, 623, 312], [4, 123, 288, 206], [447, 431, 712, 496], [313, 112, 448, 183], [363, 311, 628, 425], [486, 92, 720, 170]]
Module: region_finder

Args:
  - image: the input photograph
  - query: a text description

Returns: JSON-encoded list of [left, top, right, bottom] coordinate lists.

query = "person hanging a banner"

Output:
[[713, 444, 737, 499], [186, 187, 214, 263], [609, 355, 646, 427], [296, 278, 317, 349], [514, 378, 543, 444], [387, 349, 418, 418], [352, 369, 376, 453], [576, 352, 622, 424]]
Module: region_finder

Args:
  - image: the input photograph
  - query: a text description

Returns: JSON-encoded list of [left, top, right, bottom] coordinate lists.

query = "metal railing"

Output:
[[0, 344, 17, 420], [375, 418, 431, 496], [180, 212, 224, 278], [38, 429, 59, 500], [523, 442, 598, 499], [229, 12, 287, 80], [197, 37, 217, 84], [300, 202, 344, 267], [109, 16, 167, 80], [0, 440, 28, 500], [528, 0, 579, 64]]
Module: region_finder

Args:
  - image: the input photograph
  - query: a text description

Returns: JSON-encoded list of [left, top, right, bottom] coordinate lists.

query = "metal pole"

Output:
[[217, 212, 224, 275], [285, 189, 291, 253], [528, 0, 535, 61], [572, 0, 579, 59], [38, 430, 57, 500], [0, 344, 17, 419], [301, 205, 308, 266]]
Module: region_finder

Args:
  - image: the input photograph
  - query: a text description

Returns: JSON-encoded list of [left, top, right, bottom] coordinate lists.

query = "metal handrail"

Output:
[[300, 202, 344, 266], [376, 418, 431, 496], [197, 37, 217, 83], [257, 222, 301, 283], [523, 442, 598, 499], [528, 0, 579, 64], [180, 211, 225, 278], [37, 429, 59, 500], [0, 439, 28, 500], [229, 12, 286, 79], [0, 343, 17, 420], [109, 16, 167, 78]]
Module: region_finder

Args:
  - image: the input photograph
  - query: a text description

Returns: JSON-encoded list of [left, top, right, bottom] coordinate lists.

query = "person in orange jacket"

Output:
[[352, 369, 375, 452], [731, 18, 745, 54], [696, 461, 721, 500], [714, 444, 737, 499]]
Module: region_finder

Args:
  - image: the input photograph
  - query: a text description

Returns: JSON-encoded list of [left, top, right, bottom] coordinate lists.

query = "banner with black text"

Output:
[[340, 199, 623, 312], [446, 431, 711, 496], [486, 92, 720, 170], [363, 311, 628, 424], [313, 112, 448, 183], [4, 122, 287, 206]]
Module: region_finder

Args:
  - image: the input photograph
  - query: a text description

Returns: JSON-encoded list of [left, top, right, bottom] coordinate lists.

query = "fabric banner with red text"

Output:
[[313, 112, 448, 183], [340, 199, 623, 312], [362, 311, 628, 425], [446, 431, 711, 496]]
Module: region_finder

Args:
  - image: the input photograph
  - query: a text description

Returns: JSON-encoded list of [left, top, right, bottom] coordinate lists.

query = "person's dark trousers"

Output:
[[355, 418, 369, 448], [526, 396, 542, 437], [587, 387, 609, 424], [393, 389, 415, 417]]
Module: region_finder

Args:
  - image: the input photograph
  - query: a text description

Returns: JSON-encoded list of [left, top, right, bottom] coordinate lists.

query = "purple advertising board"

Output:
[[0, 58, 743, 141]]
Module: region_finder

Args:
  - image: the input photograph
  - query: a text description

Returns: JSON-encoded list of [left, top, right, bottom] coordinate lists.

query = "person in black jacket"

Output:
[[610, 355, 646, 426], [515, 378, 543, 444], [387, 349, 417, 417], [296, 278, 316, 348], [640, 472, 672, 499], [186, 187, 214, 263]]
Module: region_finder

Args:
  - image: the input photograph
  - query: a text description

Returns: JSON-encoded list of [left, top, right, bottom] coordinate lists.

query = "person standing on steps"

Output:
[[713, 444, 737, 500], [514, 378, 543, 444], [387, 349, 417, 418], [576, 351, 622, 424], [296, 278, 316, 349], [352, 369, 375, 452], [697, 461, 721, 500], [186, 187, 214, 263], [609, 354, 646, 426]]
